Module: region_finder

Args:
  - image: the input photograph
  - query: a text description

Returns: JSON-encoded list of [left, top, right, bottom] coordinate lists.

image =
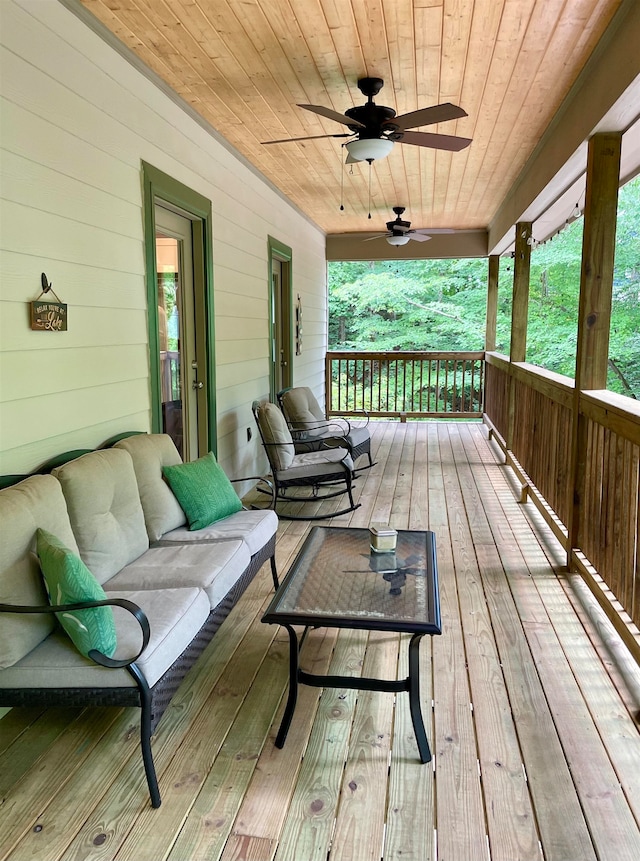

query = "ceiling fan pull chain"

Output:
[[367, 160, 372, 219], [340, 145, 345, 210]]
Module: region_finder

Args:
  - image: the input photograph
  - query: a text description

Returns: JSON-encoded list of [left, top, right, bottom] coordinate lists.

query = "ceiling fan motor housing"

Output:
[[344, 103, 397, 137], [387, 207, 411, 233]]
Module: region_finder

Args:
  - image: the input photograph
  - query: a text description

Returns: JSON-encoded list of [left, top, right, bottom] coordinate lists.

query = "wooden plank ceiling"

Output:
[[78, 0, 623, 236]]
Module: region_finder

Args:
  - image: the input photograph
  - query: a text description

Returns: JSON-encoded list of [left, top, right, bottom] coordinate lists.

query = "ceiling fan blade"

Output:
[[414, 228, 456, 235], [298, 104, 366, 129], [262, 132, 352, 144], [389, 102, 468, 131], [408, 232, 432, 242], [362, 234, 389, 242], [399, 130, 472, 152]]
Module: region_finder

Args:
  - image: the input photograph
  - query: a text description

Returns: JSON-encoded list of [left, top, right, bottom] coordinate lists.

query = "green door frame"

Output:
[[142, 162, 217, 456], [268, 236, 294, 401]]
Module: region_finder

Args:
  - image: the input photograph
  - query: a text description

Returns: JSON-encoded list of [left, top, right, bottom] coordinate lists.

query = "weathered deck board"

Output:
[[460, 425, 600, 861], [443, 424, 541, 861], [330, 630, 398, 861], [0, 707, 77, 795], [273, 630, 369, 860], [218, 626, 339, 854], [162, 627, 290, 861], [428, 424, 490, 861], [2, 420, 639, 861]]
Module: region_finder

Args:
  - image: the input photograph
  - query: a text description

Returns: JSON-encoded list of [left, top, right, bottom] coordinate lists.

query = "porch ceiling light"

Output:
[[345, 137, 394, 162], [386, 234, 410, 246]]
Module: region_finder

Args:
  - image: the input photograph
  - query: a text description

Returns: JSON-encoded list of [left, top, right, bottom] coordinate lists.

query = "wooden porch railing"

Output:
[[484, 352, 640, 656], [485, 354, 575, 530], [325, 351, 484, 420]]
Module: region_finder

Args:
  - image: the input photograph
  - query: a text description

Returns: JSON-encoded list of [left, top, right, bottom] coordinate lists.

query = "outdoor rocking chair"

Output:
[[251, 400, 361, 520], [277, 386, 375, 469]]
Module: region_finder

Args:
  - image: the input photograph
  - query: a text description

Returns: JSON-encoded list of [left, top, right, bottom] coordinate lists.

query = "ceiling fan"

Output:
[[262, 77, 471, 162], [364, 207, 456, 246]]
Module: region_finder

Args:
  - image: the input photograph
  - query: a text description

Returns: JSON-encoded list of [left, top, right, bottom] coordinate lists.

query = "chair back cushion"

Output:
[[281, 387, 325, 428], [256, 402, 295, 471], [52, 449, 149, 584], [114, 434, 186, 541], [0, 475, 78, 667]]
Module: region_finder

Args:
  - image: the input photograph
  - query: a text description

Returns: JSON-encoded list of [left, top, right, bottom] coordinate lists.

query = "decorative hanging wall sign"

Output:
[[30, 273, 67, 331]]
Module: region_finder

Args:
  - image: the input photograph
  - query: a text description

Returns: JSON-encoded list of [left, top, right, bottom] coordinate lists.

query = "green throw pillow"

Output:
[[162, 451, 242, 531], [36, 529, 117, 659]]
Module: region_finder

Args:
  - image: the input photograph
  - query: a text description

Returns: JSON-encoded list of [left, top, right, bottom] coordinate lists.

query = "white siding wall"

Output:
[[0, 0, 327, 479]]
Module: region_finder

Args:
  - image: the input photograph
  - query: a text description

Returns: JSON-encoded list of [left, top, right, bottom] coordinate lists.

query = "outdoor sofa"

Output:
[[0, 434, 278, 808]]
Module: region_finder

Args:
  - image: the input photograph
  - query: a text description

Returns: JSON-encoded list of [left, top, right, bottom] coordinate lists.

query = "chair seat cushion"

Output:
[[104, 541, 251, 610], [346, 426, 370, 448], [281, 448, 354, 482], [159, 508, 278, 556], [0, 586, 210, 690]]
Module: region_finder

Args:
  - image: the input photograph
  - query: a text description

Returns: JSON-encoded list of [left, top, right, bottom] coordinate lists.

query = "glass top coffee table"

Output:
[[262, 526, 441, 762]]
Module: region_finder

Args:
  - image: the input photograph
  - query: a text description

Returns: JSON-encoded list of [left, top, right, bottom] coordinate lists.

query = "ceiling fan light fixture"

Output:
[[386, 234, 410, 246], [345, 137, 394, 162]]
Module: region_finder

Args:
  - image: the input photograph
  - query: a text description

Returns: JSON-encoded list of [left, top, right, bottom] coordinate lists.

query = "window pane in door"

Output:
[[156, 235, 183, 457]]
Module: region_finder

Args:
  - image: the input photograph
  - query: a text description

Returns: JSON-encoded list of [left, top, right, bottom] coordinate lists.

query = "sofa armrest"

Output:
[[0, 598, 150, 669]]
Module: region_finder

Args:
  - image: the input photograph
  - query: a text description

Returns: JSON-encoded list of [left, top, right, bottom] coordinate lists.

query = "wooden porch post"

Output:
[[509, 222, 532, 363], [485, 254, 499, 351], [568, 132, 622, 563], [507, 222, 532, 448]]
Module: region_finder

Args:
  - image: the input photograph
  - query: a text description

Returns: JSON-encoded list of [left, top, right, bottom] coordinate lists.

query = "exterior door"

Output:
[[155, 204, 206, 460]]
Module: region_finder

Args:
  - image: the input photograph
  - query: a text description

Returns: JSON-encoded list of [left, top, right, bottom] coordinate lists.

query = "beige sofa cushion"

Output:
[[161, 508, 278, 556], [0, 475, 79, 668], [114, 434, 186, 542], [105, 540, 251, 609], [0, 586, 210, 690], [52, 449, 149, 585]]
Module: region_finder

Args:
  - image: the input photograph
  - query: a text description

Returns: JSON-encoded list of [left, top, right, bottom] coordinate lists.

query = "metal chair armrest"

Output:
[[293, 418, 353, 437], [230, 475, 274, 507], [350, 408, 370, 428]]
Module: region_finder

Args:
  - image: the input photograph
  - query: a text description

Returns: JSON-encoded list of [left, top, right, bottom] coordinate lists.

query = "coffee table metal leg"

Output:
[[408, 633, 431, 763], [275, 624, 299, 748]]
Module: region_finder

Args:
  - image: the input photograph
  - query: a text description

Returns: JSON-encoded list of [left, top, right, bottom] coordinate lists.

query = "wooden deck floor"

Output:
[[1, 421, 639, 861]]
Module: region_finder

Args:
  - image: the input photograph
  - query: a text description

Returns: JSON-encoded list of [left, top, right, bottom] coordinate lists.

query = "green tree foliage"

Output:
[[525, 217, 583, 377], [328, 176, 639, 397], [328, 258, 488, 351]]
